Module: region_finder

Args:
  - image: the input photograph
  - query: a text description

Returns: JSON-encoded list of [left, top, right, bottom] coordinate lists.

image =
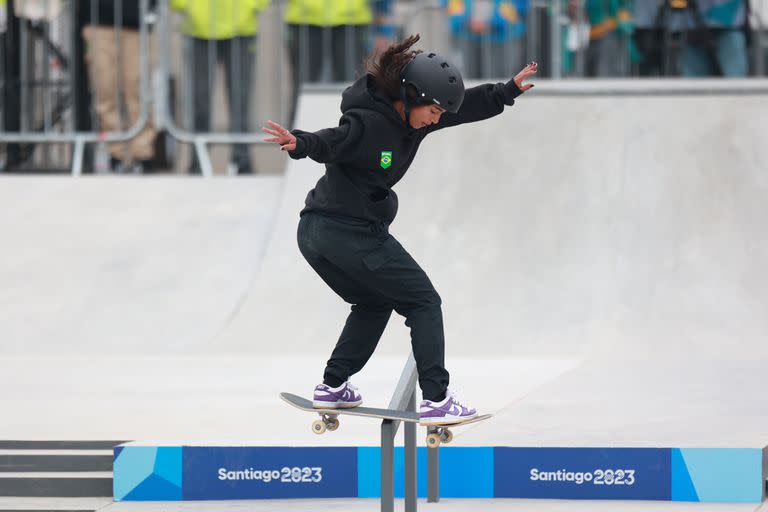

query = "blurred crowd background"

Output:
[[1, 0, 766, 175]]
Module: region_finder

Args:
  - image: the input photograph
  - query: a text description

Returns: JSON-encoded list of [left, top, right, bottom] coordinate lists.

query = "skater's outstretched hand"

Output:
[[514, 62, 538, 92], [262, 120, 297, 152]]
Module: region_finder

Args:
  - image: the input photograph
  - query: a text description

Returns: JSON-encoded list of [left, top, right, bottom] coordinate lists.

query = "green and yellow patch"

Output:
[[380, 151, 393, 169]]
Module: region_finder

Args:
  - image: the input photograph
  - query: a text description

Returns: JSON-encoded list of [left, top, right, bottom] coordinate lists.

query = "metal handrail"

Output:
[[381, 352, 419, 512], [388, 352, 418, 415]]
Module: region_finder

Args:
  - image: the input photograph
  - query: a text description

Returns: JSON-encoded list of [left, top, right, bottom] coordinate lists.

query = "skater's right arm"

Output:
[[262, 115, 365, 164]]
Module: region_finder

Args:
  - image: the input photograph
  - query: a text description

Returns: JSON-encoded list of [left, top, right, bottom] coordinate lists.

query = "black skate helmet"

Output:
[[400, 52, 465, 123]]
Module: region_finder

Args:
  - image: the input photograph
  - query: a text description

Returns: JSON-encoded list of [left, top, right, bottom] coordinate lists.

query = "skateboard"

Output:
[[280, 392, 492, 448]]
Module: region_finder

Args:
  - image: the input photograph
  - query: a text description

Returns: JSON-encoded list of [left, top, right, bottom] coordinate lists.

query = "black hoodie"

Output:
[[289, 74, 523, 226]]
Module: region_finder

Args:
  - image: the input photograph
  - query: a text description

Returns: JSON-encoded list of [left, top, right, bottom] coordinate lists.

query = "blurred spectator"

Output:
[[682, 0, 749, 77], [443, 0, 528, 79], [1, 0, 16, 171], [633, 1, 665, 75], [0, 0, 12, 168], [582, 0, 635, 77], [752, 0, 768, 74], [634, 0, 748, 77], [561, 0, 590, 76], [285, 0, 394, 127], [72, 2, 94, 148], [81, 0, 158, 173], [172, 0, 270, 175]]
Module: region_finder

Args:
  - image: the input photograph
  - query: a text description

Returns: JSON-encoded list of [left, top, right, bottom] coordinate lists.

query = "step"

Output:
[[0, 443, 123, 451], [0, 497, 110, 511], [0, 453, 113, 473], [0, 474, 112, 498]]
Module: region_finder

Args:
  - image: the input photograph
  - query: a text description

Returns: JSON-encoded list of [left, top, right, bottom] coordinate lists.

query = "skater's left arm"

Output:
[[428, 62, 537, 133]]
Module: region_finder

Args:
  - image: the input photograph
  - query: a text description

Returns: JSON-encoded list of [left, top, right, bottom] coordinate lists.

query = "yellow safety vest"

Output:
[[170, 0, 271, 39], [284, 0, 372, 26]]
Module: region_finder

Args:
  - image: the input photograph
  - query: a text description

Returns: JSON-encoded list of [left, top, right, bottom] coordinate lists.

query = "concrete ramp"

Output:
[[217, 80, 768, 362], [0, 177, 282, 355], [215, 80, 768, 451]]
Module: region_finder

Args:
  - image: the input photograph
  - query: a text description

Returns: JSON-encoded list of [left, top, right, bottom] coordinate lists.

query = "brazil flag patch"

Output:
[[380, 151, 393, 169]]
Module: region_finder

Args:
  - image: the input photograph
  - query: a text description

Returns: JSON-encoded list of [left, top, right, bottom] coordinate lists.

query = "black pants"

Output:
[[187, 36, 255, 173], [285, 24, 369, 127], [297, 212, 449, 402]]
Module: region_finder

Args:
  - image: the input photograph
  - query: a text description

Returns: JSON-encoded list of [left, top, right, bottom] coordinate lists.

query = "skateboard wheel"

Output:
[[312, 420, 327, 434], [441, 429, 453, 444], [327, 419, 340, 431], [426, 433, 441, 448]]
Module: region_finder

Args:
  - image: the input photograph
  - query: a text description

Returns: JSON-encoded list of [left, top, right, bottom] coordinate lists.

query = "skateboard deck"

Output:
[[280, 392, 492, 447]]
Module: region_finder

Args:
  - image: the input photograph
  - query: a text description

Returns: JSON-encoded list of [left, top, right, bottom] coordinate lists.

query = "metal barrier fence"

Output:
[[157, 0, 413, 177], [1, 0, 152, 174], [156, 0, 302, 176], [1, 0, 766, 175]]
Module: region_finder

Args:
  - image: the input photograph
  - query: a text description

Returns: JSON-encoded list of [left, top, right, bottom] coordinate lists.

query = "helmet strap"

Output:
[[400, 80, 415, 128]]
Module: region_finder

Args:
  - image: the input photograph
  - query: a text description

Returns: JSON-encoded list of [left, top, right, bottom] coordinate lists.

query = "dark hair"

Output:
[[365, 34, 423, 102]]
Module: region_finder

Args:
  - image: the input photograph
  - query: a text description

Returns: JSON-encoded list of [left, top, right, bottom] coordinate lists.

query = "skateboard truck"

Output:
[[312, 413, 340, 434], [425, 426, 453, 448], [313, 411, 455, 447]]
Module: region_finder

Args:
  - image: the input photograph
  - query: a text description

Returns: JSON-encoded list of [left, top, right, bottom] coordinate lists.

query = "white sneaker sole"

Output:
[[419, 413, 477, 425], [312, 400, 363, 409]]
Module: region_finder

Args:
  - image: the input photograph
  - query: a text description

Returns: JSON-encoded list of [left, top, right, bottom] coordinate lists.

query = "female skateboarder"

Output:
[[263, 34, 536, 424]]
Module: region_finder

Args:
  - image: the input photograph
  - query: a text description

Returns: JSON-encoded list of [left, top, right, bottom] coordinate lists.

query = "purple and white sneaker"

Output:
[[312, 381, 363, 409], [419, 389, 477, 424]]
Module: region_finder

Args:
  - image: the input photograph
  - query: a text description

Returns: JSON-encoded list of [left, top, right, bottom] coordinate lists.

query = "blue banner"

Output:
[[114, 445, 764, 502], [357, 447, 494, 498], [672, 448, 764, 502], [494, 447, 671, 500], [113, 446, 183, 501], [182, 447, 357, 500]]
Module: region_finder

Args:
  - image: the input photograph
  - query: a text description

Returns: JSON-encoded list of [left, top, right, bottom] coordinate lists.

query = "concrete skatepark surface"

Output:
[[0, 178, 282, 354], [1, 80, 767, 510]]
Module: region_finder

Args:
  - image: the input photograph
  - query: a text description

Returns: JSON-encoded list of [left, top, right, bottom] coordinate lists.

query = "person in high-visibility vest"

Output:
[[171, 0, 271, 174], [284, 0, 395, 127], [0, 0, 7, 32], [0, 0, 7, 56], [442, 0, 528, 79]]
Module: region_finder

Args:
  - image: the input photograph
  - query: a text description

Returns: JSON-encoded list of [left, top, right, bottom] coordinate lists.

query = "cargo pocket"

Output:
[[362, 237, 397, 272]]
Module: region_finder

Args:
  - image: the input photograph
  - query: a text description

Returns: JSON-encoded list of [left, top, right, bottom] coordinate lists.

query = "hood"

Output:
[[340, 74, 410, 129]]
